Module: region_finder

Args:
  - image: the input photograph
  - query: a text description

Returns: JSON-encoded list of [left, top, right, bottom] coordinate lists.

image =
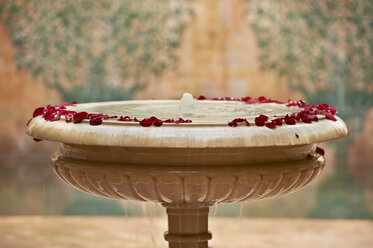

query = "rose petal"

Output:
[[89, 118, 103, 126], [265, 122, 276, 129], [153, 120, 163, 127], [325, 113, 337, 121], [197, 96, 207, 100], [139, 118, 152, 127], [228, 121, 238, 127], [255, 115, 269, 126], [119, 116, 132, 121], [315, 147, 325, 155], [284, 115, 296, 125], [33, 107, 45, 117]]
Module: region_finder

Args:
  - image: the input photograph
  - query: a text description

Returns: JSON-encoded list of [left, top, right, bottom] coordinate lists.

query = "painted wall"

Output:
[[0, 0, 372, 218]]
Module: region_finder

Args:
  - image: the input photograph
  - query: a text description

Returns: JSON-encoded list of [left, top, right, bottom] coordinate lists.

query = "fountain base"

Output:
[[163, 203, 212, 248]]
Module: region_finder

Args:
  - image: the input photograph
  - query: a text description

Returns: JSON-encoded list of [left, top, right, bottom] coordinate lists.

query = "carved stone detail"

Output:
[[52, 152, 324, 204]]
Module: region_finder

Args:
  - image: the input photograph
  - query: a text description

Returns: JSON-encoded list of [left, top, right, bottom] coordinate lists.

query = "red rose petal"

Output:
[[175, 118, 192, 124], [295, 133, 299, 138], [197, 96, 207, 100], [33, 138, 42, 142], [119, 116, 132, 121], [284, 115, 296, 125], [308, 115, 318, 122], [315, 147, 325, 155], [89, 118, 103, 126], [241, 96, 251, 102], [149, 116, 160, 122], [212, 97, 224, 101], [255, 115, 269, 126], [325, 113, 337, 121], [273, 118, 283, 126], [73, 112, 88, 123], [26, 118, 33, 126], [74, 112, 88, 119], [329, 106, 337, 115], [65, 113, 74, 122], [265, 122, 276, 129], [164, 119, 175, 123], [300, 115, 312, 123], [33, 107, 45, 117], [139, 118, 153, 127], [228, 121, 238, 127], [225, 97, 239, 101], [153, 119, 163, 127]]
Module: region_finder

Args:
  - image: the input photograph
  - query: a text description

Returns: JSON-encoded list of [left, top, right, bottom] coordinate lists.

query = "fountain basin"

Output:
[[52, 144, 324, 204]]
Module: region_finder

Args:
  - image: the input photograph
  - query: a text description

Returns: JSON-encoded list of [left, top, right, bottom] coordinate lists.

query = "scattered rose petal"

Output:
[[33, 107, 45, 117], [265, 122, 276, 129], [65, 113, 74, 122], [176, 118, 192, 124], [228, 121, 238, 127], [273, 118, 283, 126], [139, 118, 153, 127], [241, 96, 251, 102], [315, 147, 325, 155], [89, 118, 102, 126], [153, 119, 163, 127], [295, 133, 299, 138], [119, 116, 132, 121], [33, 138, 42, 142], [325, 113, 337, 121], [284, 115, 296, 125], [73, 112, 88, 123], [255, 115, 269, 126], [197, 96, 207, 100], [225, 97, 239, 101]]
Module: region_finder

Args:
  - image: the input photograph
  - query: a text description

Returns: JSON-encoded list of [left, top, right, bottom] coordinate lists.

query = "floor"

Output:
[[0, 217, 372, 248]]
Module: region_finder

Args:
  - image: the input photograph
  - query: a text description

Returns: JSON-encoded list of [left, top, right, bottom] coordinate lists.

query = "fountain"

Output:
[[26, 93, 348, 248]]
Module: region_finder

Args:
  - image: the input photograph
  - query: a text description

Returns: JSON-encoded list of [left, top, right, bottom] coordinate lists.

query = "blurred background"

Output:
[[0, 0, 372, 220]]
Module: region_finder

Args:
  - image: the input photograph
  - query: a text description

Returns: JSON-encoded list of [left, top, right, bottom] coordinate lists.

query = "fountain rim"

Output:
[[26, 116, 348, 148]]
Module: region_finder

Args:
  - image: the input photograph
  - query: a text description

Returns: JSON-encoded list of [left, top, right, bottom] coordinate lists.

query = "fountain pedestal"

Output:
[[164, 204, 211, 248]]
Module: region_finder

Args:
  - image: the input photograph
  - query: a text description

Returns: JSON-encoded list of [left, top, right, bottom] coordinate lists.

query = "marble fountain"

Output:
[[26, 93, 348, 248]]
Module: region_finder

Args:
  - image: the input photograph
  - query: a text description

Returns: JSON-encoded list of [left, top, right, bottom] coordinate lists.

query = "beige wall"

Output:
[[135, 0, 301, 101]]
